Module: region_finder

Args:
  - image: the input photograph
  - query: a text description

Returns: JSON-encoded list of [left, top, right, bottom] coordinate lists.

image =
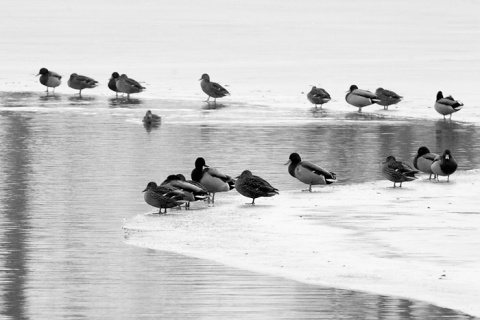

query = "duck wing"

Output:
[[301, 161, 336, 179]]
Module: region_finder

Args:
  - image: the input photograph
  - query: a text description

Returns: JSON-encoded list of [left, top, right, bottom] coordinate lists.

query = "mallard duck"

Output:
[[413, 146, 438, 180], [162, 174, 209, 200], [37, 67, 62, 93], [108, 72, 121, 98], [431, 149, 458, 182], [345, 85, 379, 112], [235, 170, 278, 205], [143, 110, 161, 124], [191, 157, 235, 204], [67, 73, 98, 97], [375, 87, 403, 110], [434, 91, 463, 120], [142, 182, 182, 214], [382, 156, 418, 187], [199, 74, 229, 103], [285, 153, 337, 192], [307, 86, 331, 109], [116, 74, 145, 99]]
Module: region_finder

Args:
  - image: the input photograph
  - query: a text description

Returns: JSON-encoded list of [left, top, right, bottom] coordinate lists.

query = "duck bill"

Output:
[[284, 160, 291, 165]]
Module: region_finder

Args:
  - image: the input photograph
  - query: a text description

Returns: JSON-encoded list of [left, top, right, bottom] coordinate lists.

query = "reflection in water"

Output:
[[68, 95, 96, 105], [202, 102, 228, 110], [0, 92, 479, 318], [0, 114, 31, 319], [108, 97, 143, 108]]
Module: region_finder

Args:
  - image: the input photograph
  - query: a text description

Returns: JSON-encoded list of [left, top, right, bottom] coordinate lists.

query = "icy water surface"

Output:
[[0, 92, 479, 318]]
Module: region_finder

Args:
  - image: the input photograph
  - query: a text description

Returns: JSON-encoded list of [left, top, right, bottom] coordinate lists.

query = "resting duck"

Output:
[[413, 146, 438, 180], [285, 153, 337, 192], [200, 74, 229, 103], [37, 67, 62, 93], [116, 74, 145, 99], [67, 73, 98, 96], [382, 156, 418, 188], [345, 85, 379, 112], [108, 72, 121, 98], [307, 86, 331, 109], [434, 91, 463, 120], [375, 87, 403, 110], [235, 170, 278, 205], [143, 110, 161, 124], [191, 157, 235, 204], [142, 182, 182, 214], [431, 149, 458, 182]]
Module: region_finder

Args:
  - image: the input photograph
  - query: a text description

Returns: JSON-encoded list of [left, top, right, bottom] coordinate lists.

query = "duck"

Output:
[[382, 156, 418, 188], [345, 85, 379, 112], [37, 67, 62, 93], [307, 86, 331, 109], [116, 74, 145, 99], [191, 157, 235, 204], [431, 149, 458, 182], [434, 91, 463, 120], [199, 74, 229, 103], [413, 146, 438, 180], [161, 174, 209, 206], [67, 73, 98, 97], [235, 170, 279, 205], [143, 110, 161, 124], [142, 182, 183, 214], [285, 153, 337, 192], [108, 72, 121, 98], [375, 87, 403, 110]]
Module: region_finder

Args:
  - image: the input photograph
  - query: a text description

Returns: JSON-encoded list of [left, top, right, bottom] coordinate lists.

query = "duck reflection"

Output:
[[68, 95, 96, 105], [202, 102, 227, 110], [108, 97, 143, 108]]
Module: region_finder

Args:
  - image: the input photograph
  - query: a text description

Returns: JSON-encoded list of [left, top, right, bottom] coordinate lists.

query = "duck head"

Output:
[[194, 157, 208, 168], [436, 91, 444, 101], [199, 74, 210, 81], [111, 72, 120, 79], [347, 84, 358, 93], [285, 153, 302, 165], [37, 67, 49, 76], [142, 181, 158, 192]]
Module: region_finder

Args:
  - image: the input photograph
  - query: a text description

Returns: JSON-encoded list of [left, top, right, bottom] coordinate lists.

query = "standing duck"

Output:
[[67, 73, 98, 97], [382, 156, 418, 188], [413, 146, 438, 180], [434, 91, 463, 120], [285, 153, 337, 192], [235, 170, 279, 205], [431, 149, 458, 182], [142, 182, 182, 214], [199, 74, 230, 103], [307, 86, 331, 109], [375, 87, 403, 110], [191, 157, 235, 204], [108, 72, 121, 98], [116, 74, 145, 99], [37, 67, 62, 93], [345, 85, 379, 112]]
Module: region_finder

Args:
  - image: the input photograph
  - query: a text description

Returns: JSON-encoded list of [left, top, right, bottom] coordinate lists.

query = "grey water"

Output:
[[0, 91, 479, 319]]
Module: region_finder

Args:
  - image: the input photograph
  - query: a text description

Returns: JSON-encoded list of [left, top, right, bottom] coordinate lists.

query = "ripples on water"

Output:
[[0, 92, 479, 319]]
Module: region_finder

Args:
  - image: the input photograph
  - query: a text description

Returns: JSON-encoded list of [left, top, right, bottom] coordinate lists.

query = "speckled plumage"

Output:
[[382, 156, 418, 188], [413, 146, 438, 180], [200, 74, 229, 102], [235, 170, 278, 205], [67, 73, 98, 96], [375, 87, 402, 110], [345, 85, 379, 112], [434, 91, 463, 120], [286, 153, 337, 192], [307, 86, 331, 109], [142, 182, 182, 214], [116, 74, 145, 99], [431, 149, 458, 182], [37, 67, 62, 93]]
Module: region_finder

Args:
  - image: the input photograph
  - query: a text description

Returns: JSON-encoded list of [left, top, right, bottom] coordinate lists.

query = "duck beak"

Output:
[[284, 160, 291, 165], [142, 187, 148, 192]]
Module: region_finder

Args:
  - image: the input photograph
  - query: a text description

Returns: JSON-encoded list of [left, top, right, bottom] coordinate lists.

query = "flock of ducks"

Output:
[[35, 68, 462, 212], [37, 68, 464, 120], [143, 147, 458, 214], [143, 154, 336, 213]]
